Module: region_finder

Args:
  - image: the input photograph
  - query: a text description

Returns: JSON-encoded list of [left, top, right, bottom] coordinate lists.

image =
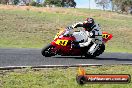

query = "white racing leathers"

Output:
[[72, 22, 102, 55]]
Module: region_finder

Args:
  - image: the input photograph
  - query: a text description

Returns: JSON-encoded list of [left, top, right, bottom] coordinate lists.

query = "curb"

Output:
[[0, 64, 102, 70], [0, 64, 132, 70]]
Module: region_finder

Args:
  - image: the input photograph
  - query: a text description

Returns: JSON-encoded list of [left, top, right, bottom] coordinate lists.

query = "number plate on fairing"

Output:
[[102, 34, 110, 39], [55, 39, 69, 46]]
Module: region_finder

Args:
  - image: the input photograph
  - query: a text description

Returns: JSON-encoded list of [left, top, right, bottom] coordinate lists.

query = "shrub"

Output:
[[30, 1, 37, 6]]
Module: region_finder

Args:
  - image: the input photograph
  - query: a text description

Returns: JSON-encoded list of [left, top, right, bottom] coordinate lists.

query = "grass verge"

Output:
[[0, 65, 132, 88]]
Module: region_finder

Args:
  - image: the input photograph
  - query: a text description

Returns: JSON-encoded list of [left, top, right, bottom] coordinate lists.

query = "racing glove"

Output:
[[66, 26, 73, 31], [72, 42, 80, 48]]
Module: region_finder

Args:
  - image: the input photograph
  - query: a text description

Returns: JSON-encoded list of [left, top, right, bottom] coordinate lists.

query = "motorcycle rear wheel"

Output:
[[85, 44, 105, 58]]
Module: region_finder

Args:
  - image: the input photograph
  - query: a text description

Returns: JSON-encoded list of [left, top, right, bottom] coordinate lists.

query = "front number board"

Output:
[[55, 39, 69, 46]]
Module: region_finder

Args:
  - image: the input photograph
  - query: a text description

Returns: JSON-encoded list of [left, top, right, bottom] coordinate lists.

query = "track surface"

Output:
[[0, 48, 132, 67]]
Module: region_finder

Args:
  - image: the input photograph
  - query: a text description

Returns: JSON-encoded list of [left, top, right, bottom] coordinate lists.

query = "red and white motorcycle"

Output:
[[41, 28, 112, 58]]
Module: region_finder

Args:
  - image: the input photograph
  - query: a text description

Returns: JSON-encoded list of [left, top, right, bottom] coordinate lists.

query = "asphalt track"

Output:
[[0, 48, 132, 67]]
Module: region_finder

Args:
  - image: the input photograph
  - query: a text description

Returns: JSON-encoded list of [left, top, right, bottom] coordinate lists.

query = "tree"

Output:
[[44, 0, 76, 7], [0, 0, 9, 4], [21, 0, 31, 5], [13, 0, 19, 5], [95, 0, 110, 10], [62, 0, 76, 8], [112, 0, 132, 13], [44, 0, 62, 7]]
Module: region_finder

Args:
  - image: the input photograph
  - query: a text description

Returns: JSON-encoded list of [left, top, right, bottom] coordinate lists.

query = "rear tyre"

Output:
[[85, 44, 105, 58], [85, 53, 96, 58], [41, 44, 54, 57], [94, 44, 105, 56]]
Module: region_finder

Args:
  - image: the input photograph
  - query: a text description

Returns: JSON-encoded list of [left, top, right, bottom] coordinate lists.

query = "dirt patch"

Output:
[[0, 5, 73, 14], [0, 5, 117, 18]]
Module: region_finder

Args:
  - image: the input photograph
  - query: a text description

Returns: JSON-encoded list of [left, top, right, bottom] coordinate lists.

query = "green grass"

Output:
[[0, 7, 132, 53], [0, 65, 132, 88]]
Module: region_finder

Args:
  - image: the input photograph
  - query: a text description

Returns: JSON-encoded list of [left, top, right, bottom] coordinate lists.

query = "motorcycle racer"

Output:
[[67, 18, 102, 55], [41, 17, 113, 57]]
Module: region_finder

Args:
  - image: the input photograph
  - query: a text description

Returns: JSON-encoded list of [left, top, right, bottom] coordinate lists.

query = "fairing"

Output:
[[50, 29, 112, 56]]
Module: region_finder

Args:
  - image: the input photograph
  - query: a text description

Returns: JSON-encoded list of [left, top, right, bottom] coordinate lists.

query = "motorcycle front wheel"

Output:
[[41, 44, 55, 57]]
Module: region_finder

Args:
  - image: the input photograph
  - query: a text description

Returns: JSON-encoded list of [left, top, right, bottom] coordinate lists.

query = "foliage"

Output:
[[44, 0, 62, 7], [112, 0, 132, 12], [0, 0, 9, 4], [62, 0, 76, 8], [13, 0, 19, 5], [30, 1, 37, 6], [44, 0, 76, 7], [29, 1, 43, 7], [95, 0, 110, 10], [95, 0, 132, 13]]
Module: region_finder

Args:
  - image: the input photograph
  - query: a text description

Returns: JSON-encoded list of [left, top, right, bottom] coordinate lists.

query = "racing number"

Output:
[[55, 40, 68, 46], [102, 34, 110, 39]]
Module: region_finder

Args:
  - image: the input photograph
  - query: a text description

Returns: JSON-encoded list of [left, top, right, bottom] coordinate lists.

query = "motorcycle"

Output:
[[41, 27, 112, 58]]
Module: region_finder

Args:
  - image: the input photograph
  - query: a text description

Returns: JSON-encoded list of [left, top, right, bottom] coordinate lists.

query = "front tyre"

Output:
[[41, 44, 54, 57]]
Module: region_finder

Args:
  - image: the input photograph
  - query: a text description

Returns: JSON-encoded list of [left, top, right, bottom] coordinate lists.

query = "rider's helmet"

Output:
[[83, 18, 95, 31]]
